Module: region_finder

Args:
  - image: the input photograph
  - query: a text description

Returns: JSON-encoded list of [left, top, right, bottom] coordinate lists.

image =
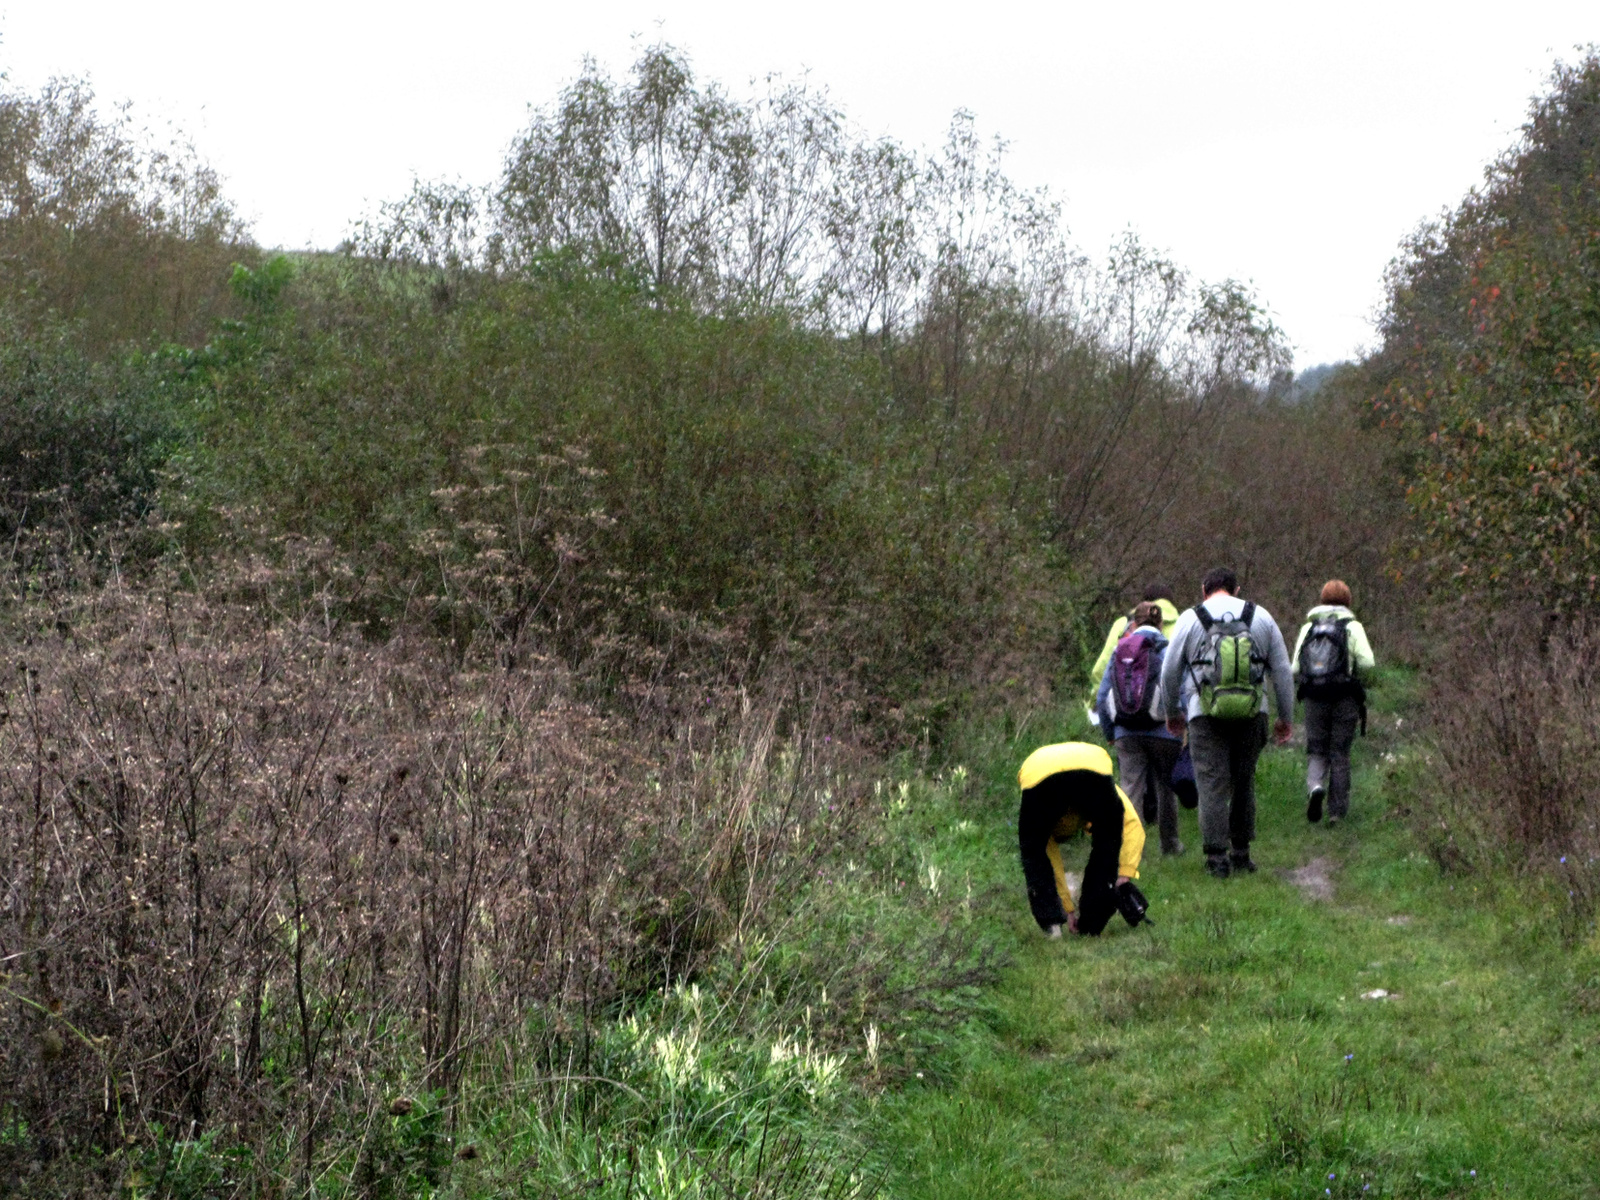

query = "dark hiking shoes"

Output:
[[1205, 854, 1231, 879], [1307, 784, 1326, 824], [1162, 839, 1186, 856], [1229, 849, 1258, 874]]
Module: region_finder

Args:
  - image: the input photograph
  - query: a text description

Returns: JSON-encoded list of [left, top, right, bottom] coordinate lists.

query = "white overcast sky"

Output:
[[3, 2, 1596, 366]]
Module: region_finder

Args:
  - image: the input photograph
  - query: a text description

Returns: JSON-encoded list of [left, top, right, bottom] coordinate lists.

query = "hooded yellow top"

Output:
[[1018, 742, 1114, 790], [1017, 741, 1144, 907]]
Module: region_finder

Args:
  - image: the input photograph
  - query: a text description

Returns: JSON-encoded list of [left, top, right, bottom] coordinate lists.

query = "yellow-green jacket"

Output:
[[1290, 605, 1376, 682], [1017, 743, 1145, 923]]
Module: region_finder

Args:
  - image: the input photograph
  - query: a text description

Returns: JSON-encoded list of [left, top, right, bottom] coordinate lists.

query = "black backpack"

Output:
[[1297, 614, 1354, 699]]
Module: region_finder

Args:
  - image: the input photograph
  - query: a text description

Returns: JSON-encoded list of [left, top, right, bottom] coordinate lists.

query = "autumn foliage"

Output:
[[1372, 54, 1600, 614]]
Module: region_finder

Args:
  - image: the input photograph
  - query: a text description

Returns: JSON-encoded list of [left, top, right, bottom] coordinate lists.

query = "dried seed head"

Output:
[[38, 1028, 65, 1062]]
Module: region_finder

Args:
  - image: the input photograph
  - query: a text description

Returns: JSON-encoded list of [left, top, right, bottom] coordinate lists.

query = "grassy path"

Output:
[[867, 681, 1600, 1198]]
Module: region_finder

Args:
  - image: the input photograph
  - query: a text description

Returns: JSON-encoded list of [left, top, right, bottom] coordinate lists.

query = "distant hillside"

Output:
[[1286, 360, 1349, 403]]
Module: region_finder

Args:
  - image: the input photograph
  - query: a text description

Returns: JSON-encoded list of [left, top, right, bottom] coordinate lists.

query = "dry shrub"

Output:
[[1058, 380, 1415, 658], [0, 574, 862, 1187], [1154, 394, 1412, 651], [1420, 607, 1600, 923]]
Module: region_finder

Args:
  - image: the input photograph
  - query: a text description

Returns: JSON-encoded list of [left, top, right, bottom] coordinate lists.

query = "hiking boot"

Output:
[[1162, 839, 1185, 857], [1204, 854, 1231, 879], [1229, 850, 1258, 874], [1307, 784, 1326, 824], [1326, 815, 1342, 828]]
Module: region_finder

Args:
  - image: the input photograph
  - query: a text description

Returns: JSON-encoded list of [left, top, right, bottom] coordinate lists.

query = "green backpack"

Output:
[[1193, 602, 1265, 720]]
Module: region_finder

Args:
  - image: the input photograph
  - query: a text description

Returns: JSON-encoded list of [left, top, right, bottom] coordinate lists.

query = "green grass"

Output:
[[136, 668, 1597, 1199], [865, 674, 1600, 1198]]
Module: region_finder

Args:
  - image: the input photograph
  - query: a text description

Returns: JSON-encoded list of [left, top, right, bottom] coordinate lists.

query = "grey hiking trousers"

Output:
[[1187, 713, 1268, 854], [1115, 734, 1183, 853], [1304, 695, 1361, 820]]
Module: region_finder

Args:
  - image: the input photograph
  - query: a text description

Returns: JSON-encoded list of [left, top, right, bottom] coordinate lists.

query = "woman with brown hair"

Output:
[[1292, 580, 1376, 825]]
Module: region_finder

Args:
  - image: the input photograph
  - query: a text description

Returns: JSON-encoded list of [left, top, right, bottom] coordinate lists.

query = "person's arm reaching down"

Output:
[[1264, 615, 1295, 716], [1018, 801, 1072, 930], [1291, 621, 1310, 673], [1261, 609, 1295, 744]]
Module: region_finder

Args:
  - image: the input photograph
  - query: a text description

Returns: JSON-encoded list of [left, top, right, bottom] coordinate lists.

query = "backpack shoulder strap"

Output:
[[1193, 605, 1214, 630], [1240, 601, 1256, 628]]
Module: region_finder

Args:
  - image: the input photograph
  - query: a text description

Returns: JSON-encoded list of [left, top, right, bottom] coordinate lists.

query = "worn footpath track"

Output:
[[867, 693, 1600, 1199]]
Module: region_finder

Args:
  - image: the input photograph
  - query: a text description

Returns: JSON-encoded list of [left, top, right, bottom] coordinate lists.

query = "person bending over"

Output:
[[1017, 742, 1148, 936]]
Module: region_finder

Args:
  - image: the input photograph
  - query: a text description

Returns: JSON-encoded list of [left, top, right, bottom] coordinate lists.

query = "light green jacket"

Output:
[[1087, 598, 1181, 693], [1291, 605, 1375, 681]]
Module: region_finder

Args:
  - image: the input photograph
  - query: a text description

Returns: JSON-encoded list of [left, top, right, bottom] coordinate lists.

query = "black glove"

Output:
[[1115, 880, 1152, 928]]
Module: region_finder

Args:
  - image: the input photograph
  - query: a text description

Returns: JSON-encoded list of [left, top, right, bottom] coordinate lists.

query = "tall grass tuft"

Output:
[[1417, 608, 1600, 936]]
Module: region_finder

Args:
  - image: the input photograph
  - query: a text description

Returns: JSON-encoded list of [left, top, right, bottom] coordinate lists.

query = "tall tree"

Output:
[[1373, 53, 1600, 614]]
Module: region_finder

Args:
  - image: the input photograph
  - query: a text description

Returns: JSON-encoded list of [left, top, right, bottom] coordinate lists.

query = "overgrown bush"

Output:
[[167, 256, 1060, 722], [361, 45, 1385, 679], [1368, 52, 1600, 920], [0, 317, 183, 550], [0, 565, 876, 1192], [1416, 608, 1600, 932]]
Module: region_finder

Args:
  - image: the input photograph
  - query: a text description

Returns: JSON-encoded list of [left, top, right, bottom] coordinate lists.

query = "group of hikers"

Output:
[[1017, 567, 1375, 936]]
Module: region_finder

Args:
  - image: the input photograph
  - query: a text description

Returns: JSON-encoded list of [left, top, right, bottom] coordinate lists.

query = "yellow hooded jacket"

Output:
[[1017, 742, 1144, 923], [1088, 598, 1182, 694]]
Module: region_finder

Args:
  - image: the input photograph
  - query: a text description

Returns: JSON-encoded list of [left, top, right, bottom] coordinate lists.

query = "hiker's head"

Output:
[[1132, 601, 1163, 629], [1141, 582, 1175, 604], [1201, 567, 1238, 599], [1320, 579, 1352, 606]]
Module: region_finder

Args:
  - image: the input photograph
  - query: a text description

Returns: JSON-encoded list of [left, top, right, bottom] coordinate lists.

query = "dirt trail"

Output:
[[1283, 856, 1337, 902]]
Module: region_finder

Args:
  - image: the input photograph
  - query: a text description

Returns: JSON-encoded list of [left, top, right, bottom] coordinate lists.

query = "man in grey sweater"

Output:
[[1159, 567, 1295, 878]]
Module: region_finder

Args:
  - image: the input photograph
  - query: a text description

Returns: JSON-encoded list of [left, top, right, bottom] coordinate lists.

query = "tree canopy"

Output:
[[1373, 52, 1600, 614]]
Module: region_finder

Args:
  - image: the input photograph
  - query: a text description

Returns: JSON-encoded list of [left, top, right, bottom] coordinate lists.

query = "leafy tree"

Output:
[[495, 46, 847, 310], [0, 76, 250, 350], [1373, 52, 1600, 614]]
